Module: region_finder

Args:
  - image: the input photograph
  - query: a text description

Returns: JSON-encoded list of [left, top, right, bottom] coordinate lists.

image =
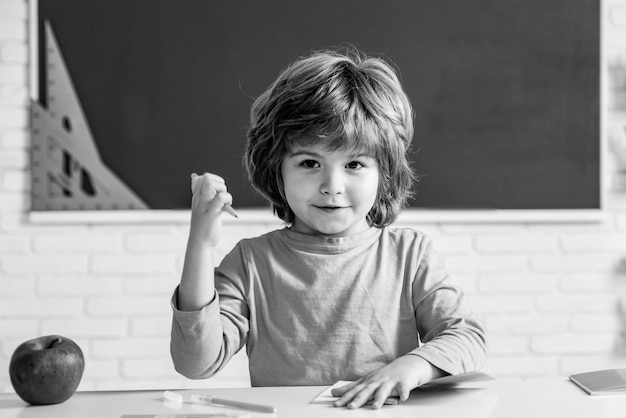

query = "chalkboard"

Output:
[[35, 0, 600, 211]]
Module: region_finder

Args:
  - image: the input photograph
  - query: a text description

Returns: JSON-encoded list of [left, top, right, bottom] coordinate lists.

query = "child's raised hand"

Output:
[[331, 355, 444, 409], [188, 172, 234, 247]]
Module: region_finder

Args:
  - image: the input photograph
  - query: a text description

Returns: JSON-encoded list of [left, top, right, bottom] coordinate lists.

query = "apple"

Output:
[[9, 335, 85, 405]]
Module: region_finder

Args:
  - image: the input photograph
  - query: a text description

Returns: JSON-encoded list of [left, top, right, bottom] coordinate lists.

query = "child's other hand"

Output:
[[331, 355, 444, 409], [188, 172, 233, 247]]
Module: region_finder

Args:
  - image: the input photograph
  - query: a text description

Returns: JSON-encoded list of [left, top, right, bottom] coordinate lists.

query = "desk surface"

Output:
[[1, 378, 625, 418]]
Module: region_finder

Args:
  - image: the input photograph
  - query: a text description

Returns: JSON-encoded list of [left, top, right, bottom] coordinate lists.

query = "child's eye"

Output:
[[346, 161, 364, 170], [299, 160, 319, 168]]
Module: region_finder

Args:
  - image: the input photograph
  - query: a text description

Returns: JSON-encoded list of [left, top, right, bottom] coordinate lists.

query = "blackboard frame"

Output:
[[28, 0, 605, 224]]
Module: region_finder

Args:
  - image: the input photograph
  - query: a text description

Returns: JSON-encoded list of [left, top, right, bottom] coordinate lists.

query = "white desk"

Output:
[[1, 378, 625, 418]]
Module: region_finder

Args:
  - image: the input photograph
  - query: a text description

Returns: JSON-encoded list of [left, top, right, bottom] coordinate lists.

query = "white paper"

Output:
[[418, 371, 495, 389]]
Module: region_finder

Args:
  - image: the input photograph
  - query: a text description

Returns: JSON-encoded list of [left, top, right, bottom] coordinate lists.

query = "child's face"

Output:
[[281, 140, 379, 237]]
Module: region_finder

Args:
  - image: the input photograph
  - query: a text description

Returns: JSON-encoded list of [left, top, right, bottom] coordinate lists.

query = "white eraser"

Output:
[[163, 390, 184, 403]]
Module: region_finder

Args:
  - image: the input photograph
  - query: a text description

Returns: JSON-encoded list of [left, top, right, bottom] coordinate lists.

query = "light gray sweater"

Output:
[[171, 226, 486, 386]]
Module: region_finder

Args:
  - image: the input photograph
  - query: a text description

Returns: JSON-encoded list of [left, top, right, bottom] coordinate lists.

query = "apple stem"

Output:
[[48, 337, 63, 348]]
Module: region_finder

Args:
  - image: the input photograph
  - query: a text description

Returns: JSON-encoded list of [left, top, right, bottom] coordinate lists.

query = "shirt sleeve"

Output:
[[407, 236, 487, 375], [170, 243, 250, 379]]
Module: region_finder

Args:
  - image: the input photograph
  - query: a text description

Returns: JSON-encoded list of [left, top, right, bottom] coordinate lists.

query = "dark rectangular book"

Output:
[[569, 369, 626, 395]]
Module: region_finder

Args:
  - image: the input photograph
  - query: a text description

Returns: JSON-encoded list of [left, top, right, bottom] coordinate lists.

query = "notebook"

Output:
[[569, 369, 626, 395]]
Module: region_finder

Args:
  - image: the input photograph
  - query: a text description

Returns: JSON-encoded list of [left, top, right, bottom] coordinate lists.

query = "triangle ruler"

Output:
[[31, 21, 149, 211]]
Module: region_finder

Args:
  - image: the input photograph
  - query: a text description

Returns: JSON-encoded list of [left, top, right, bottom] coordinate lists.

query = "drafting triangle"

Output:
[[31, 22, 149, 211]]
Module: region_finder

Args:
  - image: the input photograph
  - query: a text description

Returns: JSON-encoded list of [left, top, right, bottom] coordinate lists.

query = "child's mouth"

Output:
[[315, 206, 345, 212]]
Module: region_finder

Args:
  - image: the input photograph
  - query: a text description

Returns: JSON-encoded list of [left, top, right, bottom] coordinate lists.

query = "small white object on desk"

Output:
[[163, 390, 184, 403]]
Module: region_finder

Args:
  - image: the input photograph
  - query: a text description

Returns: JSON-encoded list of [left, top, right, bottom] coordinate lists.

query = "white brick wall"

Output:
[[1, 0, 626, 393]]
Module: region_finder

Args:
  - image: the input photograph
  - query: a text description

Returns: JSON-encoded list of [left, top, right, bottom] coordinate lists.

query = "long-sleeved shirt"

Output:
[[171, 226, 486, 386]]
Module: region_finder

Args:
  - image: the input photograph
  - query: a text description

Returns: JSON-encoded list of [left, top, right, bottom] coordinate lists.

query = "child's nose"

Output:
[[319, 170, 345, 195]]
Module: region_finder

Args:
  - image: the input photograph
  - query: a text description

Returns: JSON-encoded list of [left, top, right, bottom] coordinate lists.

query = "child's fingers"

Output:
[[217, 191, 233, 207], [191, 173, 227, 200], [330, 382, 356, 397], [396, 382, 410, 402], [343, 382, 379, 409], [205, 190, 233, 215], [191, 173, 198, 192], [371, 382, 397, 409], [333, 384, 360, 407], [200, 178, 226, 199], [333, 381, 371, 408], [190, 172, 226, 193], [334, 379, 403, 409]]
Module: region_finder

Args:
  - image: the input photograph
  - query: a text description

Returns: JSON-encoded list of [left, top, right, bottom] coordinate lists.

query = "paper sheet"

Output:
[[418, 371, 495, 389]]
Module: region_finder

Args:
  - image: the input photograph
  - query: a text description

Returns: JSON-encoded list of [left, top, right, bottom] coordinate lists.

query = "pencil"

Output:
[[222, 205, 239, 219], [190, 394, 276, 413]]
